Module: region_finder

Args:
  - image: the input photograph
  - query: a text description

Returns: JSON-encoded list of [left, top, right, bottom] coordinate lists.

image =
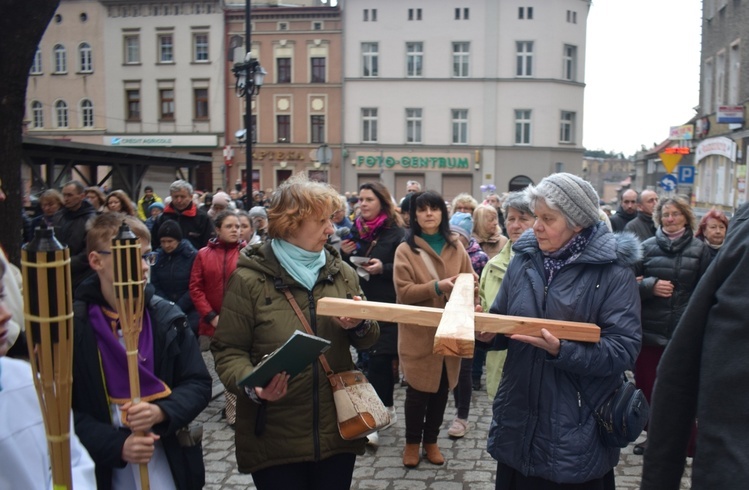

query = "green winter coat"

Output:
[[478, 239, 513, 399], [211, 242, 379, 474]]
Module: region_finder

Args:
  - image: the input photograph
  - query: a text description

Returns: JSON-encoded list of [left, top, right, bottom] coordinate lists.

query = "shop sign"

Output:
[[252, 150, 307, 162], [695, 137, 737, 162], [106, 135, 218, 147], [717, 106, 745, 124], [668, 124, 694, 140], [355, 152, 471, 171]]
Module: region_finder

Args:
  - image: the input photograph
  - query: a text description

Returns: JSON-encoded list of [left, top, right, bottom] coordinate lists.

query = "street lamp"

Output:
[[232, 0, 266, 195]]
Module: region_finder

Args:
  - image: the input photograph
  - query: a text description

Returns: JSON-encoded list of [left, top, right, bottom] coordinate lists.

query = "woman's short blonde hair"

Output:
[[654, 195, 697, 231], [451, 193, 479, 216], [267, 173, 339, 240], [39, 189, 64, 207], [472, 204, 499, 237]]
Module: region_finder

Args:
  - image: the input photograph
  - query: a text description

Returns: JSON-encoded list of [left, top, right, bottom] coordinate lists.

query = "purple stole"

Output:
[[89, 304, 171, 404]]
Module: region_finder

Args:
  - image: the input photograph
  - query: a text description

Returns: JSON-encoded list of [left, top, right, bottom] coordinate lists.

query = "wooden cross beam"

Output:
[[317, 278, 601, 353]]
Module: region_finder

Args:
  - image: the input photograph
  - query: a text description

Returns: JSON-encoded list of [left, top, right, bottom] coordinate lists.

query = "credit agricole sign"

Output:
[[355, 152, 472, 171]]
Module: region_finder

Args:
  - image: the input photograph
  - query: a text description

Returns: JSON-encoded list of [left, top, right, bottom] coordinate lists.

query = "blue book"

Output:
[[238, 330, 331, 388]]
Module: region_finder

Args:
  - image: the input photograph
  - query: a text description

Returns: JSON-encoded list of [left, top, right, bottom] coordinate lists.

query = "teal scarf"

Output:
[[271, 239, 326, 291]]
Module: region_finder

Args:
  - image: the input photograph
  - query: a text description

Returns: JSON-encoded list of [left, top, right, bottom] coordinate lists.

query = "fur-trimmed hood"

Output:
[[513, 222, 642, 268]]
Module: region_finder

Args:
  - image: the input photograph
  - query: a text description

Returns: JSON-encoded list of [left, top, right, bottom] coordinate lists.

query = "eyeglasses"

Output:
[[97, 250, 158, 266], [661, 212, 682, 220]]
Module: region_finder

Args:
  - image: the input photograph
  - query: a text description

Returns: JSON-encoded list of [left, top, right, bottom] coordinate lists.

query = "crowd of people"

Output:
[[1, 171, 741, 489]]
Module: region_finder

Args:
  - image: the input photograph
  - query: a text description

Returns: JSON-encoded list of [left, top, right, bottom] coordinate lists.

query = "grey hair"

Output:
[[525, 184, 576, 229], [501, 190, 532, 217], [169, 179, 193, 195]]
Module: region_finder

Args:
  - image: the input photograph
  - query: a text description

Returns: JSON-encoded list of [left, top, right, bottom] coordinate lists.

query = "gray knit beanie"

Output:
[[532, 173, 600, 228]]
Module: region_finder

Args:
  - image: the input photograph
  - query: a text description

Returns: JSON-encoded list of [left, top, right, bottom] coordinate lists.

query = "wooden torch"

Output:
[[111, 221, 150, 490], [22, 223, 75, 490]]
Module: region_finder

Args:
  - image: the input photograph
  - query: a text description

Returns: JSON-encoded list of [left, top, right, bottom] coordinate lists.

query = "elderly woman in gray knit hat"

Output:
[[482, 172, 642, 490]]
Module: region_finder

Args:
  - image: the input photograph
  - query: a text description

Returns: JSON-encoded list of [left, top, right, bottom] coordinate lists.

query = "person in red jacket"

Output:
[[189, 210, 245, 426], [190, 210, 245, 345]]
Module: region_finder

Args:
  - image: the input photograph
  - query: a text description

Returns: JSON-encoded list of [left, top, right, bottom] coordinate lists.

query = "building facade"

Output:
[[342, 0, 590, 202], [99, 0, 225, 194], [25, 0, 108, 190], [693, 0, 749, 214], [225, 1, 343, 192]]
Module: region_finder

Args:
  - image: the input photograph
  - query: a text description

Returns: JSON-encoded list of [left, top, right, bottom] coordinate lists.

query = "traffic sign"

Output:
[[678, 165, 695, 184], [659, 174, 678, 192], [659, 152, 683, 173]]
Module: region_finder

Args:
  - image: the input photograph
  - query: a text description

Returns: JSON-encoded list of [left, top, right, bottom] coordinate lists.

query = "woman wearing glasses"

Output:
[[633, 195, 713, 456]]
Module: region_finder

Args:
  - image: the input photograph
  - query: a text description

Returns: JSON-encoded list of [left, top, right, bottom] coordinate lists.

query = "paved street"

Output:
[[199, 354, 691, 489]]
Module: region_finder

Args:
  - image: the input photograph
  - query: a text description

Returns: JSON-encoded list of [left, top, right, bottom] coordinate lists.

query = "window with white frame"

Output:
[[311, 115, 325, 144], [193, 33, 209, 62], [514, 109, 531, 145], [31, 101, 44, 128], [126, 88, 141, 121], [516, 41, 533, 77], [311, 57, 326, 83], [194, 88, 209, 120], [728, 43, 740, 104], [406, 108, 422, 143], [363, 9, 377, 21], [566, 10, 578, 23], [559, 111, 575, 143], [408, 8, 422, 21], [362, 42, 379, 77], [563, 44, 577, 81], [31, 47, 42, 74], [362, 108, 378, 142], [312, 21, 323, 30], [81, 99, 94, 128], [452, 109, 468, 144], [455, 8, 469, 20], [53, 44, 67, 73], [160, 88, 175, 120], [79, 43, 93, 72], [703, 59, 714, 114], [716, 50, 726, 106], [55, 100, 69, 128], [452, 42, 470, 77], [159, 34, 174, 63], [124, 35, 140, 64], [277, 115, 290, 142], [406, 42, 423, 77], [277, 57, 291, 83], [519, 7, 534, 19]]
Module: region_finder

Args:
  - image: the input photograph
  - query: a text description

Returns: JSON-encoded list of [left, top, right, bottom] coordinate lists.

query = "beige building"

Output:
[[99, 0, 225, 194], [225, 1, 344, 192], [24, 0, 108, 188]]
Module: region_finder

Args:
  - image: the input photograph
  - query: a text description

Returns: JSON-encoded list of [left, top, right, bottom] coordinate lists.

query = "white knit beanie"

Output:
[[535, 173, 600, 228]]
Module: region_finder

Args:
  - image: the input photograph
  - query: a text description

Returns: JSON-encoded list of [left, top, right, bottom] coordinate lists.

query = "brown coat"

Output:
[[393, 235, 473, 392]]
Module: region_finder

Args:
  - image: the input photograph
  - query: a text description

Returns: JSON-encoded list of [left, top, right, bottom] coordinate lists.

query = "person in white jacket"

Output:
[[0, 257, 96, 490]]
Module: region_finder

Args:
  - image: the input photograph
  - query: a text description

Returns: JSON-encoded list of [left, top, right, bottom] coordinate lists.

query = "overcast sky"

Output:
[[583, 0, 702, 156]]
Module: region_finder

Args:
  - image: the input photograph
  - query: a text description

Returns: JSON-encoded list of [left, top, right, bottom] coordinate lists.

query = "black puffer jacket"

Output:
[[72, 276, 212, 490], [636, 228, 712, 346], [343, 223, 405, 356]]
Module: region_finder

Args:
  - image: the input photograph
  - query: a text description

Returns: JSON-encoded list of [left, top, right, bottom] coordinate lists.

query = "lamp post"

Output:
[[232, 0, 266, 194]]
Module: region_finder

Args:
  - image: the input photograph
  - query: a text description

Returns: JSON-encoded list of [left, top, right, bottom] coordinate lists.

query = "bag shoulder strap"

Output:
[[417, 248, 440, 282], [281, 288, 335, 379]]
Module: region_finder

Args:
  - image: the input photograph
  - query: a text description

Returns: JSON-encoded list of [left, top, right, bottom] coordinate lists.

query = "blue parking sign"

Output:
[[678, 165, 695, 184]]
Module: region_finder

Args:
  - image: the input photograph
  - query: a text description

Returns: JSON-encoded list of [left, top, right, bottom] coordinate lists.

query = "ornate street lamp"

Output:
[[232, 1, 266, 194]]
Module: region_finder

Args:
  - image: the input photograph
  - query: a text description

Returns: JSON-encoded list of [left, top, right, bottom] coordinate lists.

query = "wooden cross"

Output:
[[317, 273, 600, 358]]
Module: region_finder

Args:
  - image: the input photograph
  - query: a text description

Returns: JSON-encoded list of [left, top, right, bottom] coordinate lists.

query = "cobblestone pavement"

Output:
[[200, 354, 691, 489]]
